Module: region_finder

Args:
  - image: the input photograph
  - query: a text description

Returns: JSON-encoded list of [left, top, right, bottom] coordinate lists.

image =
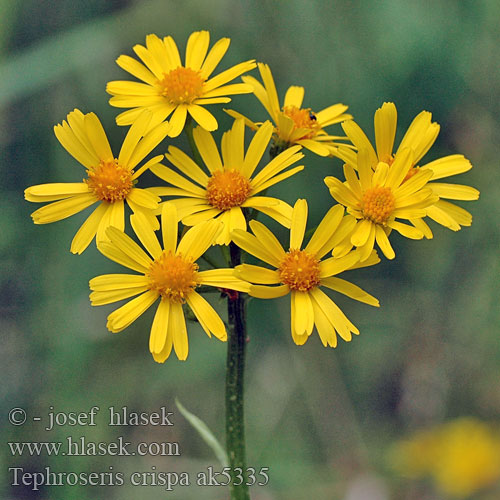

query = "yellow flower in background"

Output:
[[390, 418, 500, 498], [325, 147, 438, 260], [107, 31, 256, 137], [226, 62, 351, 156], [90, 203, 250, 362], [334, 102, 479, 237], [24, 109, 169, 254], [232, 199, 379, 347], [149, 118, 304, 245]]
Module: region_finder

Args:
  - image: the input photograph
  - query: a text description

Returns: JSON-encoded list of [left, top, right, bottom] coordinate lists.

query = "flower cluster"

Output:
[[24, 31, 479, 362]]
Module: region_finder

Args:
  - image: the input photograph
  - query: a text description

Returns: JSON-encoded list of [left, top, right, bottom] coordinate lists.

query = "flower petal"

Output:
[[106, 290, 158, 332], [150, 299, 170, 354], [310, 293, 337, 347], [160, 202, 179, 253], [90, 286, 149, 306], [290, 199, 308, 249], [320, 251, 361, 278], [248, 219, 286, 258], [351, 219, 373, 247], [374, 102, 397, 162], [193, 125, 224, 172], [291, 291, 314, 338], [166, 146, 209, 186], [188, 104, 218, 132], [84, 113, 113, 160], [249, 284, 290, 299], [310, 288, 359, 341], [305, 204, 344, 257], [126, 188, 160, 210], [421, 154, 472, 180], [171, 302, 189, 360], [283, 86, 304, 108], [115, 54, 157, 86], [186, 291, 227, 340], [324, 176, 360, 208], [70, 202, 109, 254], [130, 210, 162, 259], [321, 276, 379, 307], [89, 273, 150, 291], [342, 119, 378, 167], [25, 183, 90, 202], [200, 37, 230, 78], [126, 122, 171, 170], [150, 164, 207, 197], [387, 220, 423, 239], [397, 110, 439, 164], [168, 104, 188, 137], [430, 183, 479, 201], [236, 264, 280, 284], [203, 60, 256, 93], [105, 226, 153, 268], [185, 30, 210, 71], [176, 219, 222, 260], [30, 194, 97, 224], [375, 225, 395, 259]]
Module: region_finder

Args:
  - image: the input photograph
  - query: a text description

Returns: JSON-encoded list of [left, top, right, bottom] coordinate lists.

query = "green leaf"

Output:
[[175, 398, 228, 467]]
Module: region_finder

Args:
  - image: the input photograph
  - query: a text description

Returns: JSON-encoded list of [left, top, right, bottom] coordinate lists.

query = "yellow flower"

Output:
[[90, 203, 250, 362], [334, 102, 479, 237], [24, 109, 169, 254], [390, 418, 500, 498], [149, 118, 304, 245], [226, 63, 351, 156], [106, 31, 256, 137], [231, 199, 380, 347], [325, 147, 439, 260]]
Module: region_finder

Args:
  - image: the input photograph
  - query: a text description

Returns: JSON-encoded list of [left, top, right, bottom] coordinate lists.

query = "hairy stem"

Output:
[[226, 242, 250, 499]]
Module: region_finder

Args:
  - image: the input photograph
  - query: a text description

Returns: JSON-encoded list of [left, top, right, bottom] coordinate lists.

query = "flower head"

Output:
[[325, 147, 439, 260], [90, 203, 249, 362], [226, 63, 351, 156], [24, 109, 169, 254], [334, 102, 479, 236], [149, 118, 304, 245], [106, 31, 256, 137], [232, 199, 380, 347], [390, 418, 500, 498]]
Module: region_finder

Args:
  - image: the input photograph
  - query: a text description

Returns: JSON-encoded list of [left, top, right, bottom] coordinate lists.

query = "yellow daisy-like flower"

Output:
[[149, 118, 304, 245], [390, 418, 500, 498], [24, 109, 169, 254], [226, 62, 352, 156], [325, 147, 439, 260], [90, 203, 250, 362], [106, 31, 256, 138], [334, 102, 479, 237], [232, 199, 380, 347]]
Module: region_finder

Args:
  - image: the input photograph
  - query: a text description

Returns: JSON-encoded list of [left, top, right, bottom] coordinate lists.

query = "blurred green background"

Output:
[[2, 0, 499, 499]]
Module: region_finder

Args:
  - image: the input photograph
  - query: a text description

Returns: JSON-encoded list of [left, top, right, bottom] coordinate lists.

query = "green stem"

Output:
[[226, 242, 250, 500]]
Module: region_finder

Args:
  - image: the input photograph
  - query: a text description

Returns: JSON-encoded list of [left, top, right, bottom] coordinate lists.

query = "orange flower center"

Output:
[[160, 67, 205, 105], [362, 186, 395, 224], [206, 169, 252, 210], [148, 250, 199, 303], [279, 249, 321, 292], [85, 159, 133, 203], [282, 105, 322, 139]]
